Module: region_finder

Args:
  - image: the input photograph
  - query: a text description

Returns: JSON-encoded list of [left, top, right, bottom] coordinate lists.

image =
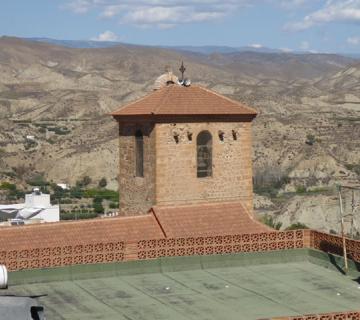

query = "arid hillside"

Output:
[[0, 37, 359, 233]]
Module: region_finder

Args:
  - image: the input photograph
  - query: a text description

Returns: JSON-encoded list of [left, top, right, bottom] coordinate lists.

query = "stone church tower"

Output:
[[111, 72, 257, 216]]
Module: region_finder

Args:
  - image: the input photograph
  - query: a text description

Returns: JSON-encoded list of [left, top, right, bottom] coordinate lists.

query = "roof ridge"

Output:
[[153, 200, 247, 210], [238, 203, 275, 232], [0, 214, 154, 230], [110, 88, 159, 115], [153, 84, 176, 114]]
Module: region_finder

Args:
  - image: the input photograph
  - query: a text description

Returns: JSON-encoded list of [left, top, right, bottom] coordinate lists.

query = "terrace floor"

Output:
[[3, 249, 360, 320]]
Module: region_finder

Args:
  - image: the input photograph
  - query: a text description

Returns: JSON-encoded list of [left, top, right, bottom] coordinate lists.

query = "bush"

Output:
[[260, 214, 282, 230], [93, 201, 104, 214], [24, 140, 38, 150], [84, 188, 119, 202], [98, 177, 107, 188], [305, 134, 316, 146], [109, 202, 119, 209], [51, 186, 69, 201], [285, 223, 309, 230], [2, 171, 16, 178], [26, 174, 49, 187], [59, 198, 73, 204], [76, 176, 92, 188], [47, 126, 70, 135], [295, 185, 306, 194], [345, 163, 360, 175], [253, 166, 290, 198], [60, 211, 98, 220], [70, 186, 83, 199], [47, 139, 55, 144], [0, 182, 16, 191]]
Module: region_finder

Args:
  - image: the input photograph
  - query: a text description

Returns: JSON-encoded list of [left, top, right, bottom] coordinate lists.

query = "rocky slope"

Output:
[[0, 37, 359, 233]]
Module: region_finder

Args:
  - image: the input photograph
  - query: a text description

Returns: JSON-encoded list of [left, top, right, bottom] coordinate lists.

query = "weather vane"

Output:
[[179, 61, 186, 81]]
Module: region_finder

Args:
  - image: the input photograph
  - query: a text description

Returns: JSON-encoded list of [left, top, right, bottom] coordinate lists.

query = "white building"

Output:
[[0, 188, 59, 226], [56, 183, 68, 190]]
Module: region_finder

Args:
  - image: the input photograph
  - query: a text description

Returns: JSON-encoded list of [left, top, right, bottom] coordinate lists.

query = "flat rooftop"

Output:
[[3, 249, 360, 320]]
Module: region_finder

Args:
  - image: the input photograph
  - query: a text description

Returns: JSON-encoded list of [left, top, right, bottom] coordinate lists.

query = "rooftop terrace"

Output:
[[4, 249, 360, 320]]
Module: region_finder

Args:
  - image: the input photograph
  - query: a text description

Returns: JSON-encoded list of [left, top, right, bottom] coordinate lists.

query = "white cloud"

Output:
[[280, 47, 293, 52], [91, 30, 119, 41], [101, 5, 124, 18], [65, 0, 252, 28], [285, 0, 360, 31], [64, 0, 97, 14], [347, 36, 360, 45], [299, 40, 309, 50], [249, 43, 263, 48], [279, 0, 315, 10]]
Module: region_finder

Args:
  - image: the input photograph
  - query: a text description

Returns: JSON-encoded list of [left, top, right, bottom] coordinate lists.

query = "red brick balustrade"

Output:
[[259, 310, 360, 319], [311, 231, 360, 263], [1, 229, 360, 272], [137, 230, 306, 260], [0, 241, 125, 271]]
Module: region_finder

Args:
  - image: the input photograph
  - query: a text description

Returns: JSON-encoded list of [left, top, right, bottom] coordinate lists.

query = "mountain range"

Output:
[[0, 36, 359, 233]]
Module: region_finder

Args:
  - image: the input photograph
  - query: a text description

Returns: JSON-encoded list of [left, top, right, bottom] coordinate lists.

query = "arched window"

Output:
[[135, 130, 144, 177], [197, 131, 212, 178]]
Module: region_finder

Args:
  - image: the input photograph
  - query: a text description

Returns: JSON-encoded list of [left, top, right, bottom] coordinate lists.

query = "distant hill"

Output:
[[25, 38, 283, 53], [27, 37, 122, 49], [0, 36, 360, 235], [24, 37, 360, 59]]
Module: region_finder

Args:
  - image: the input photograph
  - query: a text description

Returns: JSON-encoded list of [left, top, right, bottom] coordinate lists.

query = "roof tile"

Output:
[[111, 85, 257, 117], [151, 201, 272, 238]]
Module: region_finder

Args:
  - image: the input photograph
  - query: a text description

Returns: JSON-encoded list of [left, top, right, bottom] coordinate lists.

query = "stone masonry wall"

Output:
[[155, 122, 254, 213], [118, 122, 156, 215]]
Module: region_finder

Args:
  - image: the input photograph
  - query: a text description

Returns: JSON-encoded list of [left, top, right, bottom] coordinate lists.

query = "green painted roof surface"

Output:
[[3, 249, 360, 320]]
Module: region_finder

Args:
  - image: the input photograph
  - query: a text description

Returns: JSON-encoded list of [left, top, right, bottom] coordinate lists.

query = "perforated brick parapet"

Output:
[[258, 310, 360, 319], [2, 228, 360, 272], [137, 230, 305, 260], [0, 241, 125, 271]]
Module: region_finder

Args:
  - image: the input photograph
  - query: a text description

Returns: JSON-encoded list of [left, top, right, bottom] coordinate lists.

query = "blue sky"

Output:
[[1, 0, 360, 53]]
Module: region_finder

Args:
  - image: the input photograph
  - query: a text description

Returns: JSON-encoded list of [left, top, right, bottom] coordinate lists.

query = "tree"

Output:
[[285, 223, 308, 230], [70, 186, 83, 199], [260, 214, 282, 230], [305, 134, 316, 146], [76, 176, 92, 188], [93, 196, 104, 213], [82, 176, 91, 186], [98, 177, 107, 188]]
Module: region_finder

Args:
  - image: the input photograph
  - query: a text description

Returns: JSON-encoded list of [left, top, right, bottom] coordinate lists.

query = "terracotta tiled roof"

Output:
[[0, 202, 270, 254], [0, 215, 164, 251], [111, 85, 257, 117], [151, 201, 272, 238]]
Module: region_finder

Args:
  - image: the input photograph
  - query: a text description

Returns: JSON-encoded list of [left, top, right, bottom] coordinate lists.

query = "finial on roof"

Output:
[[179, 61, 186, 81]]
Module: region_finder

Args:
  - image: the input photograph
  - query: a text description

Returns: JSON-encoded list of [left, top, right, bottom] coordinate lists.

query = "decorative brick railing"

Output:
[[0, 241, 125, 271], [259, 310, 360, 319], [1, 229, 360, 272], [311, 231, 360, 263], [137, 230, 307, 260]]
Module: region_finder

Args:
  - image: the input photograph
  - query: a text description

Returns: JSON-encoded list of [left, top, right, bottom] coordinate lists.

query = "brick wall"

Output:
[[155, 121, 254, 213], [118, 122, 156, 215]]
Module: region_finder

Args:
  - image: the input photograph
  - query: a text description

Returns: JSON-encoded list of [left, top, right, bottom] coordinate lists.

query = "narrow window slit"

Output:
[[135, 130, 144, 177], [197, 131, 212, 178]]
